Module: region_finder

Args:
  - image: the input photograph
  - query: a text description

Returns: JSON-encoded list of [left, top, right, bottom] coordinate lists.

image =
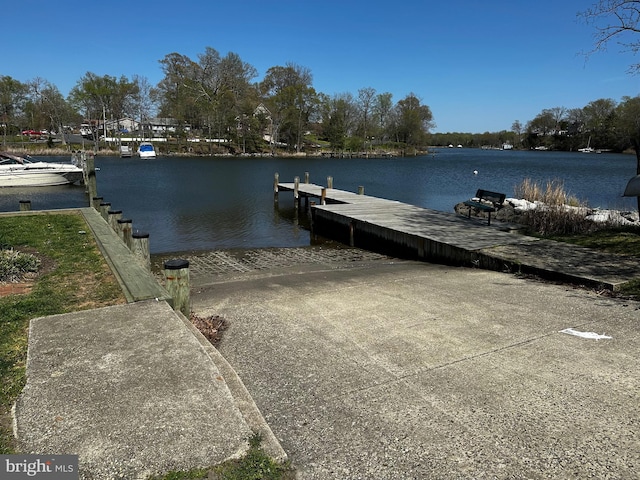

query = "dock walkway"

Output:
[[278, 182, 640, 290]]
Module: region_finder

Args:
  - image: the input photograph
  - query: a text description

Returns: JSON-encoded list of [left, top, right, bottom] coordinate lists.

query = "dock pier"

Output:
[[276, 174, 640, 291]]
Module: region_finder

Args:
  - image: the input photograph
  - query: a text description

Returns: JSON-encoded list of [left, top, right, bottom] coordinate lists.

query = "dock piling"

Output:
[[92, 196, 104, 210], [164, 259, 190, 316], [108, 210, 123, 232], [117, 219, 133, 249], [273, 173, 279, 204], [19, 200, 31, 211], [84, 153, 97, 201], [99, 202, 111, 221], [131, 230, 150, 271]]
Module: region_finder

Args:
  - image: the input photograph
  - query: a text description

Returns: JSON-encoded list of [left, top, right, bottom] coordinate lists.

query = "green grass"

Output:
[[0, 213, 293, 478], [546, 226, 640, 296], [0, 213, 125, 453], [147, 434, 294, 480]]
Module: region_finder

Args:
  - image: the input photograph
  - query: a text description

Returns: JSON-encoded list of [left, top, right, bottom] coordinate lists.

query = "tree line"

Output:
[[0, 47, 434, 154], [430, 97, 640, 156], [3, 46, 640, 160]]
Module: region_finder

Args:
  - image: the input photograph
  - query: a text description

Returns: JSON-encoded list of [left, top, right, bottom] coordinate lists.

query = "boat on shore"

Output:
[[0, 152, 85, 187], [137, 142, 156, 159]]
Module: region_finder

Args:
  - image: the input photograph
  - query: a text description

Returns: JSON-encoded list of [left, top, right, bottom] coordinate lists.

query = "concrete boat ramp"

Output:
[[10, 186, 640, 479], [278, 182, 640, 290]]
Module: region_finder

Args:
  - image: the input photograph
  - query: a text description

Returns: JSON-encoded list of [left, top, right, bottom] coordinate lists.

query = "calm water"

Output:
[[0, 149, 636, 253]]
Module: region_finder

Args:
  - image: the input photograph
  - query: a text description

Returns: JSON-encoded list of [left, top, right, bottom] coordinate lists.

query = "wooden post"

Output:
[[164, 259, 190, 316], [273, 172, 279, 204], [327, 176, 333, 189], [294, 176, 300, 209], [107, 210, 122, 231], [131, 230, 150, 271], [304, 171, 310, 184], [92, 196, 103, 210], [84, 153, 97, 201], [349, 221, 355, 247], [117, 218, 133, 249], [19, 200, 31, 211], [358, 186, 365, 195], [321, 188, 326, 205], [99, 202, 111, 221]]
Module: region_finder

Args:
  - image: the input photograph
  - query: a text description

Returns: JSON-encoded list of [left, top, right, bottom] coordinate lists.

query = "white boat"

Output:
[[137, 142, 156, 159], [578, 136, 595, 153], [0, 152, 85, 187]]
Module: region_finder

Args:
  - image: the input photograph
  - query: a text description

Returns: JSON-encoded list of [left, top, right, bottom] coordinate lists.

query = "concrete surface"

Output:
[[11, 202, 640, 479], [189, 254, 640, 479], [14, 299, 285, 479]]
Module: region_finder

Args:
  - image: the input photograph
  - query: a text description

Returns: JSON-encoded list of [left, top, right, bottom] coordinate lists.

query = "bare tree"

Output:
[[579, 1, 640, 72], [357, 87, 376, 149]]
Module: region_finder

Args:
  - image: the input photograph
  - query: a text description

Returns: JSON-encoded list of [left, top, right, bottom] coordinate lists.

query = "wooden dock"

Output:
[[276, 180, 640, 290]]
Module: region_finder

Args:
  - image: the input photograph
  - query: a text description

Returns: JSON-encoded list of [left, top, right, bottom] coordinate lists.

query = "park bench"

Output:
[[463, 189, 506, 226]]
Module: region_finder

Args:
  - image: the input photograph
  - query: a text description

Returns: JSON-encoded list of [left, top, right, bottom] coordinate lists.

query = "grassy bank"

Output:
[[0, 213, 126, 453], [0, 212, 294, 479], [546, 227, 640, 297]]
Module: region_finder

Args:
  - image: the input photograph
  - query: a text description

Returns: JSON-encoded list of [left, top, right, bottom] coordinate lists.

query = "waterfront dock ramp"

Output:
[[11, 187, 640, 478], [278, 181, 640, 290]]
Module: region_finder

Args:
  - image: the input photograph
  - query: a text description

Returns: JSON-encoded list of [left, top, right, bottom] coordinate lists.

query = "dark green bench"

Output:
[[463, 189, 506, 226]]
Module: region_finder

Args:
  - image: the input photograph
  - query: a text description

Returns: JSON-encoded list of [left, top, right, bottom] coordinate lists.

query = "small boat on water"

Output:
[[0, 152, 85, 187], [578, 136, 597, 153], [137, 142, 156, 159]]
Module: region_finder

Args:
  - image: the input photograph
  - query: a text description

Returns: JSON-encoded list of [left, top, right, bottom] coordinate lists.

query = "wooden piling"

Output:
[[304, 172, 310, 184], [327, 176, 333, 189], [349, 221, 355, 247], [358, 186, 365, 195], [92, 196, 103, 210], [99, 202, 111, 221], [294, 176, 300, 208], [131, 230, 150, 271], [163, 259, 190, 316], [107, 210, 123, 231], [321, 188, 327, 205], [273, 172, 279, 204], [117, 218, 133, 249], [84, 153, 97, 200], [19, 200, 31, 211]]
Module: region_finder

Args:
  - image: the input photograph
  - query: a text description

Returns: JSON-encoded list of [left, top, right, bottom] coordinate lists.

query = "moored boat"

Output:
[[137, 142, 156, 159], [0, 152, 85, 187]]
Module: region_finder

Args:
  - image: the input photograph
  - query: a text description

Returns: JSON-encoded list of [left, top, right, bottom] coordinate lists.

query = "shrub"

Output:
[[514, 178, 581, 206], [0, 249, 40, 282], [514, 179, 598, 235], [519, 206, 598, 236]]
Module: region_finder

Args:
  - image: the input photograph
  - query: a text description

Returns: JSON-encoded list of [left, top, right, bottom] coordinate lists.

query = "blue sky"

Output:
[[5, 0, 640, 133]]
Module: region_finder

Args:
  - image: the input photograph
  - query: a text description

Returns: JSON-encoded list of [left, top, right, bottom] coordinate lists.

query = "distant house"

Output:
[[254, 103, 274, 143], [148, 118, 189, 135], [103, 117, 139, 134]]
